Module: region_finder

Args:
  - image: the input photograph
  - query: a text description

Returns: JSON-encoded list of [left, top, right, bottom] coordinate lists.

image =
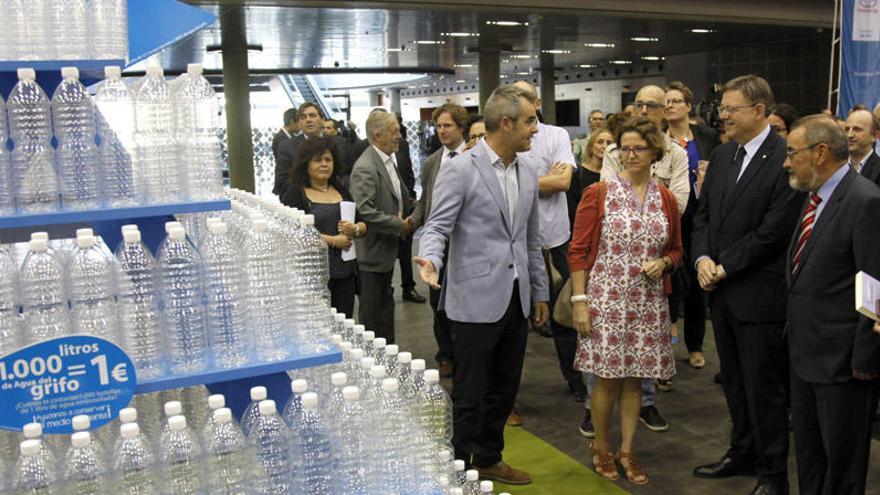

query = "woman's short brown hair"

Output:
[[616, 116, 665, 162]]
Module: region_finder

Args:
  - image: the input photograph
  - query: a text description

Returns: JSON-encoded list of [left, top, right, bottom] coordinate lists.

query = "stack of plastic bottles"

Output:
[[0, 63, 224, 214]]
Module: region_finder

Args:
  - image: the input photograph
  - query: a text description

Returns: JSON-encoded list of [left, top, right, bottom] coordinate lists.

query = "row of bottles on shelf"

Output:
[[0, 0, 127, 62], [0, 196, 333, 378], [0, 63, 224, 215]]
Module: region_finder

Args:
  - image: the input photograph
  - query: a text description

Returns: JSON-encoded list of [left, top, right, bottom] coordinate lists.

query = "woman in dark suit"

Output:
[[665, 81, 721, 370]]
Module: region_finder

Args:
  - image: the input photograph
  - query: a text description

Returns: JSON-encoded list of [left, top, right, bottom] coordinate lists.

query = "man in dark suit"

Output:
[[691, 75, 805, 495], [845, 107, 880, 186], [273, 102, 353, 198], [411, 103, 469, 377], [272, 108, 298, 162], [783, 114, 880, 495], [349, 109, 414, 343], [394, 114, 426, 304]]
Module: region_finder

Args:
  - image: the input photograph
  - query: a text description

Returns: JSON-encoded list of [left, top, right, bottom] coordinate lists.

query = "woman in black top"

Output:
[[280, 137, 367, 318], [567, 128, 613, 226]]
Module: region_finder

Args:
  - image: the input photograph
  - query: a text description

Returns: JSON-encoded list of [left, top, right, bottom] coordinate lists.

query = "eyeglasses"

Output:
[[785, 143, 821, 159], [635, 101, 664, 110], [619, 146, 652, 156], [718, 103, 757, 115], [666, 98, 686, 107], [589, 116, 605, 121]]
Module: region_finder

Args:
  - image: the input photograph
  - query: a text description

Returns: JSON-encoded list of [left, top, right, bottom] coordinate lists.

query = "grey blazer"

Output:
[[411, 148, 442, 229], [350, 146, 412, 273], [419, 140, 549, 323]]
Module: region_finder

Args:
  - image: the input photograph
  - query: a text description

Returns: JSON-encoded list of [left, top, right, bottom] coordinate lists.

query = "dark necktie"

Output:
[[733, 146, 746, 183], [792, 193, 822, 275]]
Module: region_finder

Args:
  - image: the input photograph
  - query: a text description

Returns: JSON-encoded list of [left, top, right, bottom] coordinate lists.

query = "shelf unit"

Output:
[[0, 199, 231, 229]]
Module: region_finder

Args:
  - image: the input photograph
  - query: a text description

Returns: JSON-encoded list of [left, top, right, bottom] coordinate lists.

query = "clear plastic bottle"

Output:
[[159, 416, 203, 495], [201, 394, 227, 441], [0, 94, 14, 215], [346, 348, 365, 386], [20, 238, 69, 344], [52, 67, 100, 209], [202, 221, 251, 368], [290, 392, 334, 494], [397, 352, 413, 388], [13, 439, 57, 493], [69, 234, 118, 342], [106, 406, 138, 456], [0, 247, 20, 356], [205, 407, 267, 494], [7, 0, 49, 60], [282, 379, 308, 428], [363, 365, 387, 411], [131, 392, 164, 447], [248, 400, 291, 494], [48, 0, 88, 59], [245, 218, 289, 361], [90, 0, 128, 60], [361, 331, 376, 359], [341, 318, 355, 342], [113, 423, 157, 495], [21, 422, 59, 472], [371, 378, 419, 493], [463, 470, 480, 495], [173, 63, 224, 200], [135, 66, 181, 203], [240, 386, 267, 437], [372, 337, 387, 367], [453, 459, 467, 487], [64, 431, 108, 494], [384, 344, 400, 380], [8, 68, 58, 212], [358, 357, 376, 389], [416, 369, 454, 449], [480, 480, 494, 494], [95, 66, 137, 206], [182, 385, 210, 435], [335, 386, 370, 494], [323, 372, 348, 423], [157, 225, 208, 373], [299, 214, 331, 300], [116, 227, 164, 379], [351, 324, 365, 348], [70, 415, 106, 460], [402, 358, 427, 402]]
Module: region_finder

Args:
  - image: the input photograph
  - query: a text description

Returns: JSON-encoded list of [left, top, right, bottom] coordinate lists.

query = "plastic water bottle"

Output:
[[106, 406, 138, 455], [324, 372, 348, 422], [0, 248, 20, 355], [21, 423, 59, 471], [480, 480, 495, 494], [20, 238, 69, 344], [205, 407, 267, 494], [289, 392, 334, 494], [384, 344, 400, 379], [113, 423, 157, 494], [402, 358, 427, 402], [416, 370, 454, 448], [159, 416, 204, 494], [69, 234, 118, 342], [371, 379, 419, 493], [202, 221, 251, 368], [241, 386, 267, 437], [52, 67, 100, 209], [13, 440, 57, 493], [282, 379, 308, 428], [70, 415, 105, 459], [358, 357, 376, 389], [8, 68, 58, 212], [336, 386, 370, 494], [95, 66, 137, 206], [90, 0, 128, 59], [299, 214, 331, 299], [463, 470, 480, 495], [248, 400, 291, 494], [341, 318, 355, 342], [245, 218, 289, 361], [48, 0, 88, 59], [6, 0, 48, 60], [64, 431, 108, 494], [398, 352, 413, 388], [0, 95, 14, 215], [351, 324, 365, 348], [363, 365, 387, 410], [174, 63, 223, 200], [135, 66, 181, 203], [372, 337, 387, 367], [453, 459, 467, 487], [158, 225, 208, 373], [362, 331, 376, 358]]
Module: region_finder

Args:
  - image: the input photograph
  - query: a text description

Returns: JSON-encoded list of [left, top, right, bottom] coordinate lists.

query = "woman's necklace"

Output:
[[310, 184, 330, 193]]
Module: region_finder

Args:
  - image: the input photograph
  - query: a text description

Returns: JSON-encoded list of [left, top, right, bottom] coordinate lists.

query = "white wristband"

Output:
[[570, 294, 588, 303]]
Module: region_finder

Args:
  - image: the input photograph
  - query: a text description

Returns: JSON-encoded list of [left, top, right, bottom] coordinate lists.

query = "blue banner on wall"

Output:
[[839, 0, 880, 116], [0, 336, 136, 434]]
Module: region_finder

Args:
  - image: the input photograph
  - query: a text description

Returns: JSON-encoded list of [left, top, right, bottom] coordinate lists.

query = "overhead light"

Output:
[[455, 79, 466, 83], [585, 42, 615, 48], [689, 28, 717, 33], [610, 60, 632, 65], [453, 63, 473, 68], [499, 74, 509, 78], [442, 32, 479, 37], [515, 71, 531, 75], [541, 49, 571, 54], [384, 47, 404, 52], [486, 20, 529, 26], [407, 85, 417, 88], [420, 84, 431, 87], [577, 64, 597, 68], [512, 54, 534, 59], [415, 40, 446, 45], [641, 56, 665, 61], [630, 37, 659, 42]]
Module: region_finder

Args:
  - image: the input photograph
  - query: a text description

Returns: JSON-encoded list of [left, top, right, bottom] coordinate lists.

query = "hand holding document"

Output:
[[340, 201, 357, 261]]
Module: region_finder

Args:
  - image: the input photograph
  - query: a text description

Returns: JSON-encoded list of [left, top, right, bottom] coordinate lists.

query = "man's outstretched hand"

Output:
[[413, 257, 441, 289]]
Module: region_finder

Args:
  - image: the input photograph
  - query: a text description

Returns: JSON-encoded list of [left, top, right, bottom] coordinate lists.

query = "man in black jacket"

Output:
[[845, 107, 880, 186], [691, 75, 805, 495]]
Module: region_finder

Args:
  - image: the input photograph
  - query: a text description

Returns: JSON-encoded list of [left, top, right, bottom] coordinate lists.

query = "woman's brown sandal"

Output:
[[617, 451, 649, 485], [589, 442, 620, 481]]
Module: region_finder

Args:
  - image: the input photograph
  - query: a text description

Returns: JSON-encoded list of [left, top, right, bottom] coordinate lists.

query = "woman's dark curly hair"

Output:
[[288, 136, 343, 189]]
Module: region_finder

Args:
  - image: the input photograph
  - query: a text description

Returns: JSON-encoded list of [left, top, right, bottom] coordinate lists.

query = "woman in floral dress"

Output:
[[568, 117, 683, 485]]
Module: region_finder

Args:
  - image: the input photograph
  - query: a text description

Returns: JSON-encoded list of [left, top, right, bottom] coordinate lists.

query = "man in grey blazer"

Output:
[[415, 85, 549, 485], [350, 109, 413, 343]]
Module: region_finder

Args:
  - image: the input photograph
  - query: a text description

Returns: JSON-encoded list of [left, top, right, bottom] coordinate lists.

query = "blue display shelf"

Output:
[[0, 59, 125, 73]]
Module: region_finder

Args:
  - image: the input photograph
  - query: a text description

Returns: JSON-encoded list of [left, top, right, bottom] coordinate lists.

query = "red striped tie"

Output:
[[792, 193, 822, 274]]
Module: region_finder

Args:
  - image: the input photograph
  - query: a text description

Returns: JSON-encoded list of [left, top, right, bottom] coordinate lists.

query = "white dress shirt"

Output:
[[482, 138, 520, 279], [441, 141, 466, 166], [372, 145, 403, 215], [735, 125, 772, 182]]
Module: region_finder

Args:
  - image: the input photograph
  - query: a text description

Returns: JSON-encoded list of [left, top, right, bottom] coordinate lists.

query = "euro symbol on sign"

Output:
[[111, 363, 129, 383]]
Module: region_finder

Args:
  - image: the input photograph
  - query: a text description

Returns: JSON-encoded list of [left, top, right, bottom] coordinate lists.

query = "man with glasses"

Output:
[[691, 75, 804, 495], [599, 84, 689, 433]]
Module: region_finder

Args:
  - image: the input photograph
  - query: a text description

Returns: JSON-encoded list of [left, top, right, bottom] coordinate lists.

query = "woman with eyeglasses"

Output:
[[768, 102, 800, 139], [568, 116, 683, 486], [664, 81, 721, 371]]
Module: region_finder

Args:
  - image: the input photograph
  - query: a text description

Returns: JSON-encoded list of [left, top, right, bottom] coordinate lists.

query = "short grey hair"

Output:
[[791, 114, 849, 161], [365, 108, 395, 143], [484, 85, 538, 132]]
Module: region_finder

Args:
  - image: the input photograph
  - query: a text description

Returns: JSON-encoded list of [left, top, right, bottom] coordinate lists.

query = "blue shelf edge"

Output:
[[0, 199, 231, 230], [134, 349, 343, 394], [0, 59, 126, 73]]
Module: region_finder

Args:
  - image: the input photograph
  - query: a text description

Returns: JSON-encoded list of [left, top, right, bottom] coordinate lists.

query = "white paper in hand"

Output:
[[855, 270, 880, 321], [340, 201, 357, 261]]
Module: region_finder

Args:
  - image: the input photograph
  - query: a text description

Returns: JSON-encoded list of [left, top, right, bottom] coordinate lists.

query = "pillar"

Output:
[[220, 7, 255, 192], [540, 53, 556, 125], [478, 23, 500, 109], [390, 88, 401, 114]]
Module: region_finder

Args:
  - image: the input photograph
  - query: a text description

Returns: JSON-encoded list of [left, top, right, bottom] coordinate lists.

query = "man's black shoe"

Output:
[[402, 288, 426, 303], [569, 380, 587, 402], [750, 482, 788, 495], [693, 456, 756, 479], [639, 405, 668, 432], [578, 409, 594, 438]]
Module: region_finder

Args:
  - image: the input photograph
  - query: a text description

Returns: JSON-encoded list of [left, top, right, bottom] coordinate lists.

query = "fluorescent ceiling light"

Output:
[[689, 28, 716, 33], [641, 56, 665, 61], [630, 37, 659, 42], [416, 40, 445, 45], [486, 20, 529, 26], [453, 64, 473, 68], [515, 71, 531, 75], [512, 54, 534, 59], [541, 49, 571, 54], [384, 48, 404, 52], [585, 43, 615, 48], [455, 79, 466, 83], [499, 74, 509, 78], [610, 60, 632, 65], [577, 64, 597, 68], [442, 32, 479, 37]]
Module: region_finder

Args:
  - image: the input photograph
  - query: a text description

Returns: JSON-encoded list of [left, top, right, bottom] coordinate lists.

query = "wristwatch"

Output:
[[570, 294, 588, 303], [354, 224, 361, 238]]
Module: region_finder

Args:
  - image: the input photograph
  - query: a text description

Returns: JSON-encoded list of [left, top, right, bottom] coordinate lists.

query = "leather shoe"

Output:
[[476, 461, 532, 485], [402, 288, 426, 303], [693, 456, 756, 479], [438, 360, 454, 378], [506, 409, 523, 427], [750, 482, 788, 495]]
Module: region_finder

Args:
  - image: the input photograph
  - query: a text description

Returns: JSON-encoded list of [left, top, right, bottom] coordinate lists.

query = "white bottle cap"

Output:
[[72, 414, 90, 431], [330, 334, 342, 344], [373, 338, 386, 349], [71, 431, 91, 448], [411, 359, 426, 371], [146, 65, 164, 77], [334, 313, 345, 323], [330, 307, 337, 314], [122, 230, 142, 243], [168, 415, 187, 431], [424, 369, 440, 383], [360, 357, 376, 370], [208, 222, 228, 235], [121, 224, 139, 234], [342, 386, 360, 401], [349, 349, 364, 361], [119, 408, 137, 423], [214, 408, 232, 424], [252, 218, 268, 232], [343, 319, 355, 329], [30, 231, 49, 241], [382, 378, 399, 392], [480, 480, 494, 492], [20, 439, 40, 456], [398, 352, 412, 364], [339, 342, 352, 352], [258, 400, 276, 416], [207, 394, 225, 410], [164, 221, 181, 233], [466, 469, 479, 481], [362, 331, 375, 342], [23, 422, 42, 438], [454, 459, 465, 471], [168, 227, 186, 241], [76, 228, 93, 238], [331, 372, 348, 386], [302, 214, 315, 226], [250, 386, 267, 401], [17, 68, 36, 81], [76, 234, 96, 248], [120, 422, 140, 439], [385, 345, 399, 356], [164, 401, 182, 417], [187, 63, 203, 75], [302, 392, 318, 409], [370, 365, 386, 378], [28, 238, 48, 252], [291, 379, 308, 394], [104, 66, 122, 78], [353, 324, 365, 335], [61, 66, 79, 79]]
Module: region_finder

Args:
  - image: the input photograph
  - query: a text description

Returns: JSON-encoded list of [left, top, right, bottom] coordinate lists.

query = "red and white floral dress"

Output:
[[574, 176, 676, 379]]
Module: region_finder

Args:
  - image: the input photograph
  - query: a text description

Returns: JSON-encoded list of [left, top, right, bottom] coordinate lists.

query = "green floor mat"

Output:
[[494, 427, 630, 495]]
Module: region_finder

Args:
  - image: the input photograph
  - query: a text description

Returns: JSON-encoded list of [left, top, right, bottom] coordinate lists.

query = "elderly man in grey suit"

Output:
[[350, 109, 413, 343], [415, 85, 549, 485]]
